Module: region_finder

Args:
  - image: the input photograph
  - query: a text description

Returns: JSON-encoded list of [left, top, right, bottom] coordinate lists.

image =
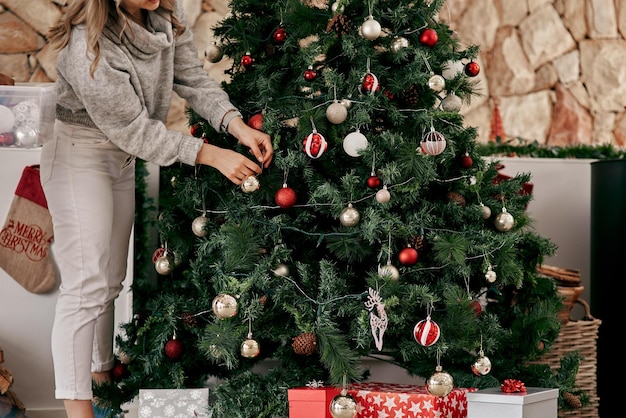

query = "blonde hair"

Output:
[[48, 0, 185, 78]]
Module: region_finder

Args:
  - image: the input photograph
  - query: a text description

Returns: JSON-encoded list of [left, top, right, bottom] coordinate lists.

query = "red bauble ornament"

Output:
[[413, 317, 441, 346], [360, 72, 380, 94], [111, 362, 128, 380], [152, 247, 166, 263], [398, 247, 419, 266], [273, 27, 286, 44], [465, 61, 480, 77], [470, 299, 482, 317], [241, 53, 255, 68], [461, 153, 473, 168], [419, 28, 438, 47], [0, 133, 16, 146], [247, 113, 263, 130], [275, 184, 297, 208], [302, 131, 328, 158], [190, 124, 202, 138], [165, 338, 184, 360], [303, 66, 317, 81], [366, 175, 381, 189]]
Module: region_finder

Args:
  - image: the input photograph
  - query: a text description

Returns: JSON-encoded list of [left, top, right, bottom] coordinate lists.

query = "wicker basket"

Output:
[[533, 298, 601, 418]]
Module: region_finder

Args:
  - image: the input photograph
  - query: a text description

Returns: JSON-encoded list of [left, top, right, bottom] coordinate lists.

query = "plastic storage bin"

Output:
[[0, 82, 57, 148]]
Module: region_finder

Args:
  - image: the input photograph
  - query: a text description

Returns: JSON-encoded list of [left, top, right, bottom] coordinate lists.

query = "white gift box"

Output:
[[138, 388, 210, 418], [467, 387, 558, 418]]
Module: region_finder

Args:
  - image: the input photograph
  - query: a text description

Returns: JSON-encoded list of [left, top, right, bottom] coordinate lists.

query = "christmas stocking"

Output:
[[0, 165, 57, 293]]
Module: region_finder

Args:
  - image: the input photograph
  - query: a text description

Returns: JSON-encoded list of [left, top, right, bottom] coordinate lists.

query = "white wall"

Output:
[[0, 147, 134, 415], [494, 157, 594, 316]]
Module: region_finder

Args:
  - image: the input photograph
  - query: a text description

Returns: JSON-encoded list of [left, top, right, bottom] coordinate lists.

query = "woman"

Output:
[[42, 1, 273, 417]]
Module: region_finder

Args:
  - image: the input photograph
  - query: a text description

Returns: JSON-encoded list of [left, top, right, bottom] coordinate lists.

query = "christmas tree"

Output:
[[99, 0, 582, 416]]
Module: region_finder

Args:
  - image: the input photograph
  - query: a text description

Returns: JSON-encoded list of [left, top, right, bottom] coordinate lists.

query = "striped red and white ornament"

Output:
[[413, 316, 441, 346]]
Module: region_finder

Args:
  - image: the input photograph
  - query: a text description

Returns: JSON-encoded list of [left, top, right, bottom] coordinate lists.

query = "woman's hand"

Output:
[[227, 117, 274, 168], [197, 143, 264, 185]]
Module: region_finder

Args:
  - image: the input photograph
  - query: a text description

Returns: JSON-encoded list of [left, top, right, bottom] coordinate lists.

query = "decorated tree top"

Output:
[[102, 1, 573, 417]]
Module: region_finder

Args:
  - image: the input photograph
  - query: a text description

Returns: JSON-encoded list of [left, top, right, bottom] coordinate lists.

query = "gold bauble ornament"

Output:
[[471, 350, 492, 375], [192, 215, 209, 237], [241, 337, 261, 358], [155, 253, 174, 275], [427, 74, 446, 92], [205, 43, 224, 63], [426, 366, 454, 397], [390, 36, 409, 52], [485, 269, 497, 283], [494, 208, 515, 231], [480, 203, 492, 219], [241, 175, 260, 193], [329, 392, 358, 418], [378, 263, 400, 281], [339, 203, 360, 227], [212, 293, 238, 319]]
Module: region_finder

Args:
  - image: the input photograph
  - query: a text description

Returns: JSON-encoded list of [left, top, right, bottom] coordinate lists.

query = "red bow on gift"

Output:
[[501, 379, 527, 393]]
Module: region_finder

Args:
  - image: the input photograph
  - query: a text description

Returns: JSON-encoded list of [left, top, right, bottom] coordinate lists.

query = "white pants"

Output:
[[40, 121, 135, 400]]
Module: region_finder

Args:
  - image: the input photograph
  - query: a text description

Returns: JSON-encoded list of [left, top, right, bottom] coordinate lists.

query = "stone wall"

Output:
[[1, 0, 625, 146]]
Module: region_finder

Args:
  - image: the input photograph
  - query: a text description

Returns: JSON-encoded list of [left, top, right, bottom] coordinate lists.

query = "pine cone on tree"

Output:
[[182, 312, 198, 328], [563, 391, 583, 409], [292, 332, 317, 355], [326, 14, 352, 36], [401, 85, 420, 107]]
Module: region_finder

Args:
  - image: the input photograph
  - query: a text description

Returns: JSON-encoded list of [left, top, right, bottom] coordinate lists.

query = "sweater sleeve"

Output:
[[57, 27, 202, 167], [170, 2, 240, 132]]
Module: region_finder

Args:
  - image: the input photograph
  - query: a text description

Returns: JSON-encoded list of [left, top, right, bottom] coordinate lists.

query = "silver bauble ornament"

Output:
[[326, 101, 348, 124], [375, 186, 391, 204], [427, 74, 446, 92], [154, 254, 174, 275], [426, 366, 454, 397], [273, 263, 290, 277], [471, 351, 492, 375], [241, 175, 260, 193], [15, 127, 38, 148], [480, 204, 492, 219], [329, 392, 358, 418], [342, 130, 368, 157], [205, 43, 224, 63], [241, 337, 261, 358], [494, 208, 515, 231], [485, 269, 497, 283], [390, 36, 409, 52], [378, 263, 400, 281], [212, 293, 238, 319], [441, 93, 463, 112], [360, 16, 382, 41], [339, 203, 360, 227], [192, 215, 209, 237]]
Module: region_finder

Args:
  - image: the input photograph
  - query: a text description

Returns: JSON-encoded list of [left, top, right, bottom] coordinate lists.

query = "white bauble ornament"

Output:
[[212, 293, 238, 319], [342, 130, 368, 157], [485, 269, 497, 283], [0, 105, 15, 133], [241, 175, 260, 193], [442, 60, 465, 79], [331, 1, 345, 13], [326, 101, 348, 124], [441, 93, 463, 112], [375, 186, 391, 204], [340, 98, 352, 109], [339, 203, 360, 227], [420, 129, 446, 156], [273, 263, 290, 277], [360, 16, 381, 40], [494, 208, 515, 231], [472, 351, 492, 375]]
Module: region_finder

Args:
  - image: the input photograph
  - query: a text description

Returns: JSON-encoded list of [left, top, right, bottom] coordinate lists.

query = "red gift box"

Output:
[[288, 386, 341, 418], [346, 382, 477, 418]]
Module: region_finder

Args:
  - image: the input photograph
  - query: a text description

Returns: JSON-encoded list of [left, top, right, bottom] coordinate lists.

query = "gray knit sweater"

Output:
[[54, 2, 238, 167]]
